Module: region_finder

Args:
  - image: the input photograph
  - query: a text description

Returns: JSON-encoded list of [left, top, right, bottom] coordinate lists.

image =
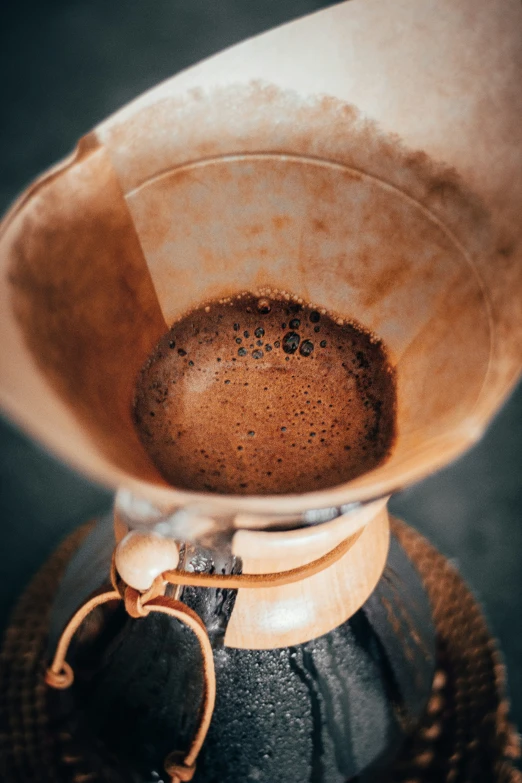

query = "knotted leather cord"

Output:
[[46, 525, 363, 782]]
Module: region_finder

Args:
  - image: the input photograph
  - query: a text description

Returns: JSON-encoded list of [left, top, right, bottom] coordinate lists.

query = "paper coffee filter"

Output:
[[0, 0, 520, 515]]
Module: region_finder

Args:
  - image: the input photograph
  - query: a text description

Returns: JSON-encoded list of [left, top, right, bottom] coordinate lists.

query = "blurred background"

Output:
[[1, 0, 521, 734]]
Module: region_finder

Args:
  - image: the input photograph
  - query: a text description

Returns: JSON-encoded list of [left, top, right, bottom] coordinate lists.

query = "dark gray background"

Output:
[[1, 0, 521, 734]]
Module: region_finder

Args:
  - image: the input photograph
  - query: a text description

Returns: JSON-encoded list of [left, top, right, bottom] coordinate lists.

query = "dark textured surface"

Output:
[[1, 519, 518, 783], [47, 523, 435, 783], [390, 387, 522, 732], [0, 0, 521, 740]]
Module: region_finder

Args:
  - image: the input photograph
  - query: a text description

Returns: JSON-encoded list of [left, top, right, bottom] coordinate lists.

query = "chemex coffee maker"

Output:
[[0, 1, 521, 781]]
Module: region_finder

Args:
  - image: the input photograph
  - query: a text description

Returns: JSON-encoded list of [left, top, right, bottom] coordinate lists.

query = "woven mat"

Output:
[[0, 519, 520, 783]]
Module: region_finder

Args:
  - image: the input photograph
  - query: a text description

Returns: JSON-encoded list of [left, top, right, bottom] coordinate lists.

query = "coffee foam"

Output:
[[133, 295, 396, 495]]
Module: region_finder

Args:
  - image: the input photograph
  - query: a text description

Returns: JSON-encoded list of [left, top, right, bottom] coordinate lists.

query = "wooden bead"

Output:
[[115, 530, 179, 591]]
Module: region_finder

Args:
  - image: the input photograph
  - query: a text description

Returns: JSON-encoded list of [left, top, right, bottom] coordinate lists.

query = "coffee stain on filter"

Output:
[[5, 144, 167, 483]]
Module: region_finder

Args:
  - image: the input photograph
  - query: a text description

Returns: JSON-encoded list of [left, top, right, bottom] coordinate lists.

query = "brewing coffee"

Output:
[[133, 294, 396, 494]]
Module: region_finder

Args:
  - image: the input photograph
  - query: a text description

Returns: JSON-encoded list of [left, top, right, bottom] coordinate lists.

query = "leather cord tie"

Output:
[[46, 525, 363, 781]]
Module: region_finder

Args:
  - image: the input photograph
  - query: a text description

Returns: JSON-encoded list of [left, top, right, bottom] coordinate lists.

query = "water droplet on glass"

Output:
[[283, 332, 300, 354], [189, 553, 213, 573], [299, 340, 314, 357]]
